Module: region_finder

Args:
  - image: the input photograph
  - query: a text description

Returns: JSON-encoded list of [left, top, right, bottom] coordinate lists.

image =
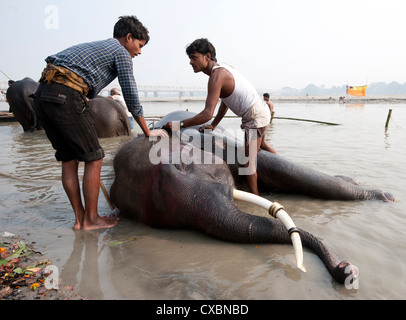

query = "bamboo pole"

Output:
[[270, 111, 275, 124], [385, 109, 392, 131], [0, 68, 12, 80], [272, 116, 340, 126], [100, 181, 115, 211], [145, 114, 340, 126]]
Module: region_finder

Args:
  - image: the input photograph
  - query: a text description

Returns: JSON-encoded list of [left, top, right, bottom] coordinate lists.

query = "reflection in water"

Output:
[[61, 231, 104, 298]]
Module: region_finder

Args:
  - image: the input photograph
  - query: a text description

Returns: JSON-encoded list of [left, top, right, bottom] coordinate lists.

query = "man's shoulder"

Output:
[[210, 66, 233, 81], [90, 38, 124, 51], [57, 38, 123, 56]]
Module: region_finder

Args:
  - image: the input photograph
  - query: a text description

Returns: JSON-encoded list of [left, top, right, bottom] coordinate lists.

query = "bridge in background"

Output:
[[100, 84, 207, 98], [0, 80, 208, 100], [1, 81, 274, 100], [100, 84, 274, 98]]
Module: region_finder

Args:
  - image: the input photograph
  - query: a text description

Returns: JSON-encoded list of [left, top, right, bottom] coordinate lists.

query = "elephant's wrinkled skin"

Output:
[[7, 78, 130, 137], [89, 96, 131, 138], [110, 135, 359, 283], [152, 111, 394, 202], [6, 77, 42, 132]]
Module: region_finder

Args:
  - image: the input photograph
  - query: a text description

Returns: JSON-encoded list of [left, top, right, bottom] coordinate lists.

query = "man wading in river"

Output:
[[34, 16, 168, 231]]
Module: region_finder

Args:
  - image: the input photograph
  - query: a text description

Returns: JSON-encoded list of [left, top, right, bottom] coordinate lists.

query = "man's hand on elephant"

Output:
[[199, 124, 215, 132], [163, 122, 173, 132], [149, 129, 169, 138]]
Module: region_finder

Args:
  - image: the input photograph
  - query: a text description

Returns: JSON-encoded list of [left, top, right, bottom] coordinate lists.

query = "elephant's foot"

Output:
[[373, 191, 395, 202]]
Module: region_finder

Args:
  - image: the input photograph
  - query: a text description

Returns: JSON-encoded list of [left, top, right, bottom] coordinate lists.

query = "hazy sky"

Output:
[[1, 0, 406, 90]]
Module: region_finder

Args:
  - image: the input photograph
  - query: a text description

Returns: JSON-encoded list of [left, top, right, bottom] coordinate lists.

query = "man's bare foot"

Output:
[[73, 220, 82, 230], [72, 211, 84, 230], [81, 215, 119, 231]]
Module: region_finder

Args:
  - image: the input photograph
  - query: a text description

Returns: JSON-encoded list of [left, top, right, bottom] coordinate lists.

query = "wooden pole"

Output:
[[0, 68, 12, 80], [100, 181, 115, 211], [272, 116, 340, 126], [270, 111, 275, 124], [145, 115, 340, 126], [385, 109, 392, 131]]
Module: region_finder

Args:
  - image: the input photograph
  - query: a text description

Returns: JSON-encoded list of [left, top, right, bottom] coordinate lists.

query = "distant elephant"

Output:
[[8, 77, 130, 138], [6, 77, 41, 132]]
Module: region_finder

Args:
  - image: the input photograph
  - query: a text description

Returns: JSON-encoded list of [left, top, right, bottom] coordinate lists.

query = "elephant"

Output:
[[6, 77, 41, 132], [151, 111, 394, 202], [6, 77, 131, 137], [88, 96, 131, 138], [110, 117, 362, 284]]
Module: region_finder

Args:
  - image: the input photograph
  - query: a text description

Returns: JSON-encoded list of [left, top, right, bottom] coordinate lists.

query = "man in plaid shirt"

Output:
[[34, 16, 168, 231]]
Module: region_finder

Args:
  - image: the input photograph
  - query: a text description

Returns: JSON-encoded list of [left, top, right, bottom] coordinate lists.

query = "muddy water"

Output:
[[0, 101, 405, 299]]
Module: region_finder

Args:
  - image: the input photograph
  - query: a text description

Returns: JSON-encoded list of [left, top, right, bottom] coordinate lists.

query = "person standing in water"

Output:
[[164, 38, 276, 195], [34, 16, 168, 231], [263, 92, 275, 119]]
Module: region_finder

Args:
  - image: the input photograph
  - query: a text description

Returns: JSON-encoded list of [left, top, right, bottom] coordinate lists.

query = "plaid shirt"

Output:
[[45, 38, 143, 117]]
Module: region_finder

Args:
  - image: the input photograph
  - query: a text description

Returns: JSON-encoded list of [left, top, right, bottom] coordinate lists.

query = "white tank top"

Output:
[[211, 63, 259, 116]]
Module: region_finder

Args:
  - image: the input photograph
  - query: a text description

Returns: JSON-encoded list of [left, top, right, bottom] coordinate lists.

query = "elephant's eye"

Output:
[[174, 161, 194, 173]]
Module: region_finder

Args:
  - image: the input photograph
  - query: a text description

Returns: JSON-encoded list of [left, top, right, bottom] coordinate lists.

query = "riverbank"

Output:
[[1, 95, 404, 123], [270, 95, 406, 104], [139, 95, 406, 104], [0, 233, 83, 300], [0, 112, 14, 121]]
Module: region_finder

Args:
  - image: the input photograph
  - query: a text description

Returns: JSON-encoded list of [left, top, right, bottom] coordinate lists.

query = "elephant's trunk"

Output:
[[232, 189, 305, 272], [231, 212, 358, 284], [27, 107, 38, 132], [298, 228, 359, 284], [182, 188, 357, 284]]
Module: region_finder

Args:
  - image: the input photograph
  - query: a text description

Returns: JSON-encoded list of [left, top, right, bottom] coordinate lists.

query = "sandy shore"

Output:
[[1, 233, 83, 300], [2, 95, 405, 108], [270, 95, 406, 104]]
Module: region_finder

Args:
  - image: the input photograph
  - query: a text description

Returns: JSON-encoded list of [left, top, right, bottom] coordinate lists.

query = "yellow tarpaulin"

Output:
[[346, 85, 367, 97]]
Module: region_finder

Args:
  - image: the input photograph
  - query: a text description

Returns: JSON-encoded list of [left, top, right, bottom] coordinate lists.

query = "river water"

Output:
[[0, 100, 405, 300]]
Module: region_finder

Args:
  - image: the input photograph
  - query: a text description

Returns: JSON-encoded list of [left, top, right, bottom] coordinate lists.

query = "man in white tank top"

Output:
[[163, 38, 277, 195]]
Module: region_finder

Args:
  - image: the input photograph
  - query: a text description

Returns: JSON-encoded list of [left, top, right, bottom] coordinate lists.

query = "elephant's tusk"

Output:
[[233, 189, 306, 272]]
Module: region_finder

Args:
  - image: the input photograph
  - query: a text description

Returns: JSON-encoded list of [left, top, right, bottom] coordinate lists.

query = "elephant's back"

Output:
[[89, 96, 130, 138]]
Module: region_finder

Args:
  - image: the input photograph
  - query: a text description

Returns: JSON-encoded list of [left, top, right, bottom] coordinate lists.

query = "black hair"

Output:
[[113, 15, 150, 44], [186, 38, 217, 62], [263, 93, 270, 98]]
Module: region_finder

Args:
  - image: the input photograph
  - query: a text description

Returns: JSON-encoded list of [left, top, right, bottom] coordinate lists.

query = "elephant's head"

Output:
[[6, 77, 41, 132]]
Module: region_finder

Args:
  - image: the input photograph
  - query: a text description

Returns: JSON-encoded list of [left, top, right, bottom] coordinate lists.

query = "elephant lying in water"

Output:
[[110, 114, 364, 283], [7, 77, 131, 137], [151, 111, 394, 202]]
